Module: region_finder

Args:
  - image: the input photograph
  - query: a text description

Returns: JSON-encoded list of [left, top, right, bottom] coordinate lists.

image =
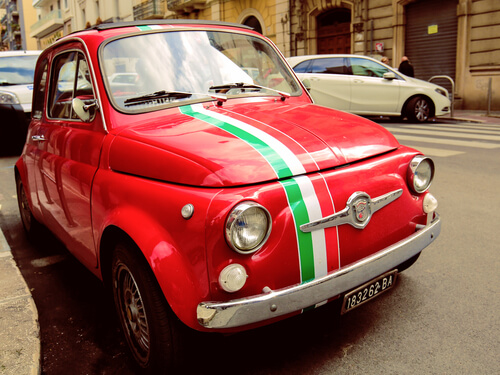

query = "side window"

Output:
[[293, 60, 311, 73], [32, 59, 48, 120], [48, 51, 94, 120], [310, 58, 347, 75], [350, 58, 390, 78]]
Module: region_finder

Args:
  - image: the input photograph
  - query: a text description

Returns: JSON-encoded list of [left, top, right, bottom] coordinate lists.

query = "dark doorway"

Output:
[[243, 16, 263, 35], [317, 8, 351, 54]]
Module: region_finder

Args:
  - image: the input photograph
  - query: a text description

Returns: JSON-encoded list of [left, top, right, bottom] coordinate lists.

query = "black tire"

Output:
[[406, 96, 432, 123], [111, 241, 184, 374], [397, 252, 421, 273], [16, 173, 41, 239]]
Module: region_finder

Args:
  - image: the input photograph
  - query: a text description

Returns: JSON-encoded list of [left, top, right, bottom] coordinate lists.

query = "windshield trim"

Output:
[[98, 27, 303, 115]]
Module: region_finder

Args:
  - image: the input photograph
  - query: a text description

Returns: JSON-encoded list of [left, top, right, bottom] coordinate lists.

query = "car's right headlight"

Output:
[[0, 91, 20, 105], [225, 202, 271, 254], [435, 88, 448, 97], [407, 155, 435, 193]]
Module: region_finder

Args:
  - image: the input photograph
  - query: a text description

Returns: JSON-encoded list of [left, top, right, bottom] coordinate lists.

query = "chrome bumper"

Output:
[[197, 214, 441, 329]]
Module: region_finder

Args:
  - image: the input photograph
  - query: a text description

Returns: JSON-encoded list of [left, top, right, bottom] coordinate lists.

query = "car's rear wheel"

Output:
[[111, 242, 183, 374], [16, 174, 41, 238], [406, 96, 432, 123]]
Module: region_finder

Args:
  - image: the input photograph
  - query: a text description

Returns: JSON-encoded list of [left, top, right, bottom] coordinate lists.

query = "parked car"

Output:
[[15, 20, 441, 374], [287, 54, 451, 122], [0, 50, 41, 154]]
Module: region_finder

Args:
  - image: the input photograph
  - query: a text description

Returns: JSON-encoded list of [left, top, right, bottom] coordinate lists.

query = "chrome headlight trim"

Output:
[[435, 88, 447, 97], [225, 201, 272, 255], [408, 155, 435, 193]]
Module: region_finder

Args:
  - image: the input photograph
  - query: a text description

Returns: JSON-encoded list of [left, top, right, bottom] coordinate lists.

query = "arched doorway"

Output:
[[243, 16, 263, 35], [317, 9, 351, 54]]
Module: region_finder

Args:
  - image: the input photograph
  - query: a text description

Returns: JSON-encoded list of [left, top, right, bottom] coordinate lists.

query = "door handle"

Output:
[[31, 135, 46, 142]]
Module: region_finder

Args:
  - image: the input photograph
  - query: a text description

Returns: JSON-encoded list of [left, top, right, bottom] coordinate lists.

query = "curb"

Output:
[[0, 228, 41, 375]]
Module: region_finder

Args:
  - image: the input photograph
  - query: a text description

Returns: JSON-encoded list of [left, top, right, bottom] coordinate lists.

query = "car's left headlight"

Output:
[[0, 91, 21, 105], [407, 155, 435, 193], [225, 202, 271, 254], [435, 88, 447, 97]]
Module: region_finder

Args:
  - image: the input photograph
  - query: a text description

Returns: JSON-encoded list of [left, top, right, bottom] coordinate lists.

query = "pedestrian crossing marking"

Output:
[[406, 146, 464, 157], [395, 134, 500, 149], [404, 125, 500, 135], [385, 127, 500, 142]]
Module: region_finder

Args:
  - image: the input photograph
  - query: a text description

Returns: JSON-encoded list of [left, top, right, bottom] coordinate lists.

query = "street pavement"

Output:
[[0, 109, 498, 375]]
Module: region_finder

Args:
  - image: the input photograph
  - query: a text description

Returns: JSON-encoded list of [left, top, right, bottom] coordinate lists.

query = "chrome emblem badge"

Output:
[[299, 189, 403, 232], [354, 199, 369, 222]]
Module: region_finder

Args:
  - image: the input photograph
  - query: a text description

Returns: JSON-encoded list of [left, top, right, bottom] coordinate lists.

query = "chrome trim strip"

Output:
[[300, 189, 403, 232], [197, 213, 440, 329]]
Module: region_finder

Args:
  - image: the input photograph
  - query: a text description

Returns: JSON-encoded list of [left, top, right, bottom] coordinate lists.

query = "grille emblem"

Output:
[[300, 189, 403, 232]]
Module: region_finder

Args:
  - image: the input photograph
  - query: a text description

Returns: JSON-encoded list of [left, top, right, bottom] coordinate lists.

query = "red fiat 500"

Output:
[[15, 20, 440, 373]]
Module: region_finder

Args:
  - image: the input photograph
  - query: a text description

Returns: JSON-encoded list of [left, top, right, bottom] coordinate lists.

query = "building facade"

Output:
[[30, 0, 134, 49], [1, 0, 37, 50], [13, 0, 499, 110], [161, 0, 499, 111]]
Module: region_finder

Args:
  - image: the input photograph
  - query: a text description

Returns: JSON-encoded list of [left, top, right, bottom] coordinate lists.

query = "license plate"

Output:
[[341, 270, 398, 314]]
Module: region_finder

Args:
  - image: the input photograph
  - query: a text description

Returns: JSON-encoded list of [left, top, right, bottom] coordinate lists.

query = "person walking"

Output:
[[398, 56, 414, 77]]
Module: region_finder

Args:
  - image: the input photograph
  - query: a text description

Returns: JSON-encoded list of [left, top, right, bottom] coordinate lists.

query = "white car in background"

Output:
[[287, 54, 451, 122], [0, 50, 41, 154]]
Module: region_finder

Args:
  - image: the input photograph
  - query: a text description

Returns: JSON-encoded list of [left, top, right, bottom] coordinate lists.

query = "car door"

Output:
[[295, 57, 351, 111], [32, 46, 105, 269], [348, 57, 401, 115]]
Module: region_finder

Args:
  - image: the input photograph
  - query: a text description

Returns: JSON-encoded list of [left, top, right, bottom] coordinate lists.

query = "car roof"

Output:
[[0, 50, 42, 57], [287, 54, 376, 67]]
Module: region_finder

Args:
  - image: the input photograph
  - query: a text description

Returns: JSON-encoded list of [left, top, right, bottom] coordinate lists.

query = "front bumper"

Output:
[[197, 213, 441, 329]]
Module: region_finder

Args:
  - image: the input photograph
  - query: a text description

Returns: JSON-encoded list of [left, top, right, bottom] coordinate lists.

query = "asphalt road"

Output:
[[0, 118, 499, 374]]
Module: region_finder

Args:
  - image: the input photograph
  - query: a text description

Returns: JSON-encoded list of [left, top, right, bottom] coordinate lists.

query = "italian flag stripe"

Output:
[[179, 104, 330, 284], [137, 25, 165, 31]]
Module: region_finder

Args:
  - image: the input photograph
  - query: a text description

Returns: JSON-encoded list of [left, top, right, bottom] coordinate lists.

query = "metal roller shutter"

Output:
[[405, 0, 457, 92]]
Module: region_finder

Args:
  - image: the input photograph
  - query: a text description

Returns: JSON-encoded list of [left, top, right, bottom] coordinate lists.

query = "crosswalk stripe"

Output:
[[394, 134, 500, 149], [404, 146, 465, 157], [403, 125, 500, 135], [431, 123, 500, 131], [386, 127, 500, 142]]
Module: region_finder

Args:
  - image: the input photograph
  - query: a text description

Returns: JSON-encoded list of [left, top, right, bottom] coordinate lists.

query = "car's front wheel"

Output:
[[111, 241, 184, 374], [406, 96, 432, 123]]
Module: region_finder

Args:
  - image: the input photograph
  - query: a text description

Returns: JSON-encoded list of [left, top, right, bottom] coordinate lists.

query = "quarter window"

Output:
[[310, 58, 347, 74], [49, 52, 94, 119], [350, 58, 390, 78], [32, 59, 48, 120]]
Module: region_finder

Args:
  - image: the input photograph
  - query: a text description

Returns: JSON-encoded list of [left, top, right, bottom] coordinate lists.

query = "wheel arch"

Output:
[[402, 94, 436, 118], [97, 216, 210, 331]]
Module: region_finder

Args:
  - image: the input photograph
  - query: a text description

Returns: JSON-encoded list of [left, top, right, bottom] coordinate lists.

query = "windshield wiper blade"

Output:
[[124, 90, 192, 106], [209, 82, 290, 100]]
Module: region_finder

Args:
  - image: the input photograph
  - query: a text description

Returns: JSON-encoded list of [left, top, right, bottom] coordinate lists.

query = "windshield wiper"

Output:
[[209, 82, 290, 101], [124, 90, 192, 107]]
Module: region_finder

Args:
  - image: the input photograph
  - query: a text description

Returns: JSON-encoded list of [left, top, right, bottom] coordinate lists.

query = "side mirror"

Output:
[[72, 98, 98, 122], [383, 72, 396, 80], [302, 78, 311, 91]]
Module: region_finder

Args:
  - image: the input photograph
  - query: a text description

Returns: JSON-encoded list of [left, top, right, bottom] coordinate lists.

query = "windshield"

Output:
[[0, 55, 39, 85], [101, 30, 301, 111]]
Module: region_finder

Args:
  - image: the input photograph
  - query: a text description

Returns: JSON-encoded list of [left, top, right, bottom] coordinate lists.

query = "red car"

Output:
[[15, 20, 441, 373]]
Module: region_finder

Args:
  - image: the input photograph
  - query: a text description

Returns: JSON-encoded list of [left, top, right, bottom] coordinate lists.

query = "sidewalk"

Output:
[[439, 109, 500, 124], [0, 107, 498, 375], [0, 228, 40, 374]]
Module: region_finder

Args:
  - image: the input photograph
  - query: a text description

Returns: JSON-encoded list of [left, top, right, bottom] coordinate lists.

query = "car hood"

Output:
[[0, 84, 34, 111], [109, 100, 400, 187]]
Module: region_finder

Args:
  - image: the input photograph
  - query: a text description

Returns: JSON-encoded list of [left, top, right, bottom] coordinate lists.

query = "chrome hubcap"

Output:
[[415, 99, 430, 121], [115, 264, 150, 364]]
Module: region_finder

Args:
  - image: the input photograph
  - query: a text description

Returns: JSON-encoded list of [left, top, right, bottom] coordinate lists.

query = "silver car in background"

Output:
[[0, 50, 41, 154]]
